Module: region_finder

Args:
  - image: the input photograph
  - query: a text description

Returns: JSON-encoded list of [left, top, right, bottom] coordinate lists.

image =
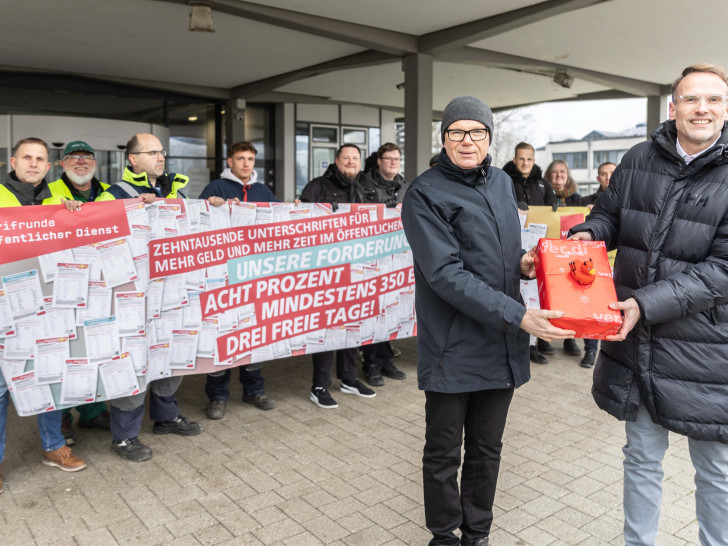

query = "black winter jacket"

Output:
[[502, 161, 556, 209], [299, 164, 379, 205], [366, 166, 409, 204], [401, 150, 529, 393], [578, 187, 605, 207], [571, 121, 728, 443]]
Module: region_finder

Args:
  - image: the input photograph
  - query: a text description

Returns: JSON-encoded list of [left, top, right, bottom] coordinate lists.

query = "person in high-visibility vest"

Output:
[[49, 141, 112, 446], [0, 137, 87, 493]]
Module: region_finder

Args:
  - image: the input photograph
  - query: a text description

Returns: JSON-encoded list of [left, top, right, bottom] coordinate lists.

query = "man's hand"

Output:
[[62, 199, 82, 212], [605, 298, 641, 341], [520, 248, 537, 278], [208, 196, 225, 207], [520, 309, 576, 341], [568, 231, 593, 241], [139, 193, 157, 204]]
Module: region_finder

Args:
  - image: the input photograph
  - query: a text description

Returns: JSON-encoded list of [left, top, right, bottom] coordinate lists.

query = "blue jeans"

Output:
[[623, 402, 728, 545], [0, 373, 65, 462]]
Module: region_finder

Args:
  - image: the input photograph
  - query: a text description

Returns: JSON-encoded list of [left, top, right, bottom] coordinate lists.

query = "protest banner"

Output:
[[0, 199, 415, 415]]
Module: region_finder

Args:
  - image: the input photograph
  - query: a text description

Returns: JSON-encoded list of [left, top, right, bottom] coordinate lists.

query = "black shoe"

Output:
[[580, 351, 596, 368], [365, 368, 384, 387], [564, 338, 582, 356], [78, 410, 111, 430], [340, 379, 376, 398], [310, 387, 338, 409], [243, 395, 275, 411], [111, 437, 153, 462], [153, 416, 202, 436], [381, 362, 406, 380], [530, 345, 548, 364], [206, 400, 226, 420], [537, 338, 555, 355]]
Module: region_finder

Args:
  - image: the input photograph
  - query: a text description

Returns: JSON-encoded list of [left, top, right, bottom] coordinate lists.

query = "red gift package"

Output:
[[534, 238, 622, 339]]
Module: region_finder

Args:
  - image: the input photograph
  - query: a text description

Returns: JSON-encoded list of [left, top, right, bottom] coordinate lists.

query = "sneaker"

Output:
[[340, 379, 376, 398], [243, 395, 275, 411], [61, 413, 76, 447], [111, 437, 153, 462], [310, 387, 338, 409], [153, 416, 202, 436], [580, 352, 596, 368], [206, 400, 226, 420], [564, 338, 582, 356], [382, 362, 406, 380], [364, 368, 384, 387], [78, 410, 111, 430], [537, 338, 555, 355], [529, 345, 548, 365], [42, 446, 87, 472]]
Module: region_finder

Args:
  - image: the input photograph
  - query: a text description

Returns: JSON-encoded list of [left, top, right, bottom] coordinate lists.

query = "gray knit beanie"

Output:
[[440, 96, 494, 144]]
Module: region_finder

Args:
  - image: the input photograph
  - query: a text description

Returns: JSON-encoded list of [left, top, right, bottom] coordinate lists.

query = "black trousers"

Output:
[[361, 341, 394, 373], [311, 348, 357, 389], [423, 388, 514, 545]]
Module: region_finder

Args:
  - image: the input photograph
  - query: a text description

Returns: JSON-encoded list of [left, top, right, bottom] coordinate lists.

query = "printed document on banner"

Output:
[[99, 353, 140, 399], [53, 262, 90, 308], [95, 238, 137, 287], [169, 329, 199, 369], [3, 316, 41, 360], [83, 316, 120, 361], [114, 292, 146, 336], [76, 280, 112, 326], [2, 269, 45, 320], [12, 372, 55, 416], [231, 202, 257, 227], [146, 278, 164, 318], [40, 297, 77, 340], [122, 335, 148, 376], [34, 336, 70, 384], [37, 249, 74, 283], [60, 358, 98, 406], [147, 342, 171, 379], [0, 357, 26, 392], [72, 245, 102, 281], [0, 290, 16, 336]]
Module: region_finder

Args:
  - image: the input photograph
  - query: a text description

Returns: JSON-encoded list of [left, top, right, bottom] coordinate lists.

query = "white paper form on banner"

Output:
[[169, 329, 199, 369], [146, 277, 164, 319], [133, 253, 150, 292], [40, 297, 77, 340], [160, 274, 188, 311], [53, 262, 90, 308], [60, 358, 98, 406], [114, 292, 146, 336], [147, 342, 171, 379], [34, 336, 70, 384], [72, 245, 102, 281], [0, 290, 16, 337], [122, 335, 148, 376], [0, 357, 26, 392], [230, 201, 257, 227], [12, 372, 55, 415], [75, 280, 112, 326], [2, 316, 41, 360], [95, 238, 138, 287], [2, 269, 45, 320], [99, 352, 140, 399], [37, 249, 74, 283], [83, 316, 120, 362]]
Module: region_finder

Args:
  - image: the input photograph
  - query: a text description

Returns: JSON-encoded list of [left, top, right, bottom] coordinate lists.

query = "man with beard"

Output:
[[49, 141, 111, 445], [300, 143, 379, 409]]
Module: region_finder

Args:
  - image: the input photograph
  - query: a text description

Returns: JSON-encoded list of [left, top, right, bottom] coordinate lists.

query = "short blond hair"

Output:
[[671, 64, 728, 100]]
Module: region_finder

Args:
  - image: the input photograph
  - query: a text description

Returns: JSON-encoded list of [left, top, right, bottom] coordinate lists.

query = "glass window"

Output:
[[295, 122, 309, 197], [593, 149, 627, 166], [553, 151, 587, 169], [368, 128, 381, 153], [312, 147, 336, 179], [312, 126, 338, 143], [342, 128, 366, 144]]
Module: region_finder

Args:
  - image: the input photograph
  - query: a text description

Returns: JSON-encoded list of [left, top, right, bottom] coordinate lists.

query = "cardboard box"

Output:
[[535, 238, 622, 339]]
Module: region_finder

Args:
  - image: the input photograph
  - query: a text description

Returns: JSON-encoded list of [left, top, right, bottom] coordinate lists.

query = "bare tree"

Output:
[[490, 107, 537, 169]]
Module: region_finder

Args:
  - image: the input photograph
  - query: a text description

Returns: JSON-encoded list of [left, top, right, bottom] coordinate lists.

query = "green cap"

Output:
[[63, 140, 95, 156]]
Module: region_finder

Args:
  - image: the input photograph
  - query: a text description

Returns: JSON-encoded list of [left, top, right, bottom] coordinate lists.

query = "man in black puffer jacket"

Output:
[[403, 96, 574, 546], [300, 144, 380, 410], [570, 64, 728, 546]]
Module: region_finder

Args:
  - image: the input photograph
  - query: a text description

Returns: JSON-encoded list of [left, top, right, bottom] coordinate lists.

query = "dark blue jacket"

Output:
[[401, 149, 529, 393], [571, 121, 728, 443], [199, 176, 278, 202]]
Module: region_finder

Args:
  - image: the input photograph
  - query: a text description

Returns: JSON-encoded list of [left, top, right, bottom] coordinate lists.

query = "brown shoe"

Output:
[[42, 446, 87, 472]]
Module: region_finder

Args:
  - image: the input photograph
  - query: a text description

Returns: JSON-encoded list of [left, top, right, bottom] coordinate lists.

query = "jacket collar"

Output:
[[652, 120, 728, 170], [435, 148, 489, 187]]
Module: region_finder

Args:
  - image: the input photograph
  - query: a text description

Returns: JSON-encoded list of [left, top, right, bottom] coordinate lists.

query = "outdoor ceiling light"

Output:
[[553, 70, 574, 89], [189, 1, 215, 32]]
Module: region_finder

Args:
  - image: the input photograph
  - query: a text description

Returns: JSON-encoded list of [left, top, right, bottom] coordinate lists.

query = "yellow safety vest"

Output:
[[0, 183, 65, 207]]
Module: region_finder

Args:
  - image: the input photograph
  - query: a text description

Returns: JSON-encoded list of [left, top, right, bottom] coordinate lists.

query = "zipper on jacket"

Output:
[[439, 316, 457, 368]]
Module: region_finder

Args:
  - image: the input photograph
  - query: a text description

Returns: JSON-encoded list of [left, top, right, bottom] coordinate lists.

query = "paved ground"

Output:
[[0, 338, 702, 545]]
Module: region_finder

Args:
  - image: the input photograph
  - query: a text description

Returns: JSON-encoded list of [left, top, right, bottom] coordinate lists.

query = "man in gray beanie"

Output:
[[402, 96, 573, 545]]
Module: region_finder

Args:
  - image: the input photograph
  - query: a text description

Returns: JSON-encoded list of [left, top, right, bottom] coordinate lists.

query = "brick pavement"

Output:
[[0, 338, 701, 544]]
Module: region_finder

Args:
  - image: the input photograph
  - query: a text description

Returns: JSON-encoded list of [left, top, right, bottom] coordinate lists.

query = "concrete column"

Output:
[[274, 103, 296, 202], [403, 54, 433, 182], [646, 95, 667, 140], [225, 98, 246, 147]]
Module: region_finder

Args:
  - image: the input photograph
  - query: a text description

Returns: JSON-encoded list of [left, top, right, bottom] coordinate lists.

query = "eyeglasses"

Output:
[[676, 95, 728, 106], [131, 150, 167, 158], [445, 128, 488, 142], [380, 156, 401, 162], [64, 154, 95, 162]]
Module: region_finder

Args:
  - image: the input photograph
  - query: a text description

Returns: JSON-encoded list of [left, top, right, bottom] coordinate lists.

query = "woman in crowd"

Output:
[[546, 159, 581, 207]]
